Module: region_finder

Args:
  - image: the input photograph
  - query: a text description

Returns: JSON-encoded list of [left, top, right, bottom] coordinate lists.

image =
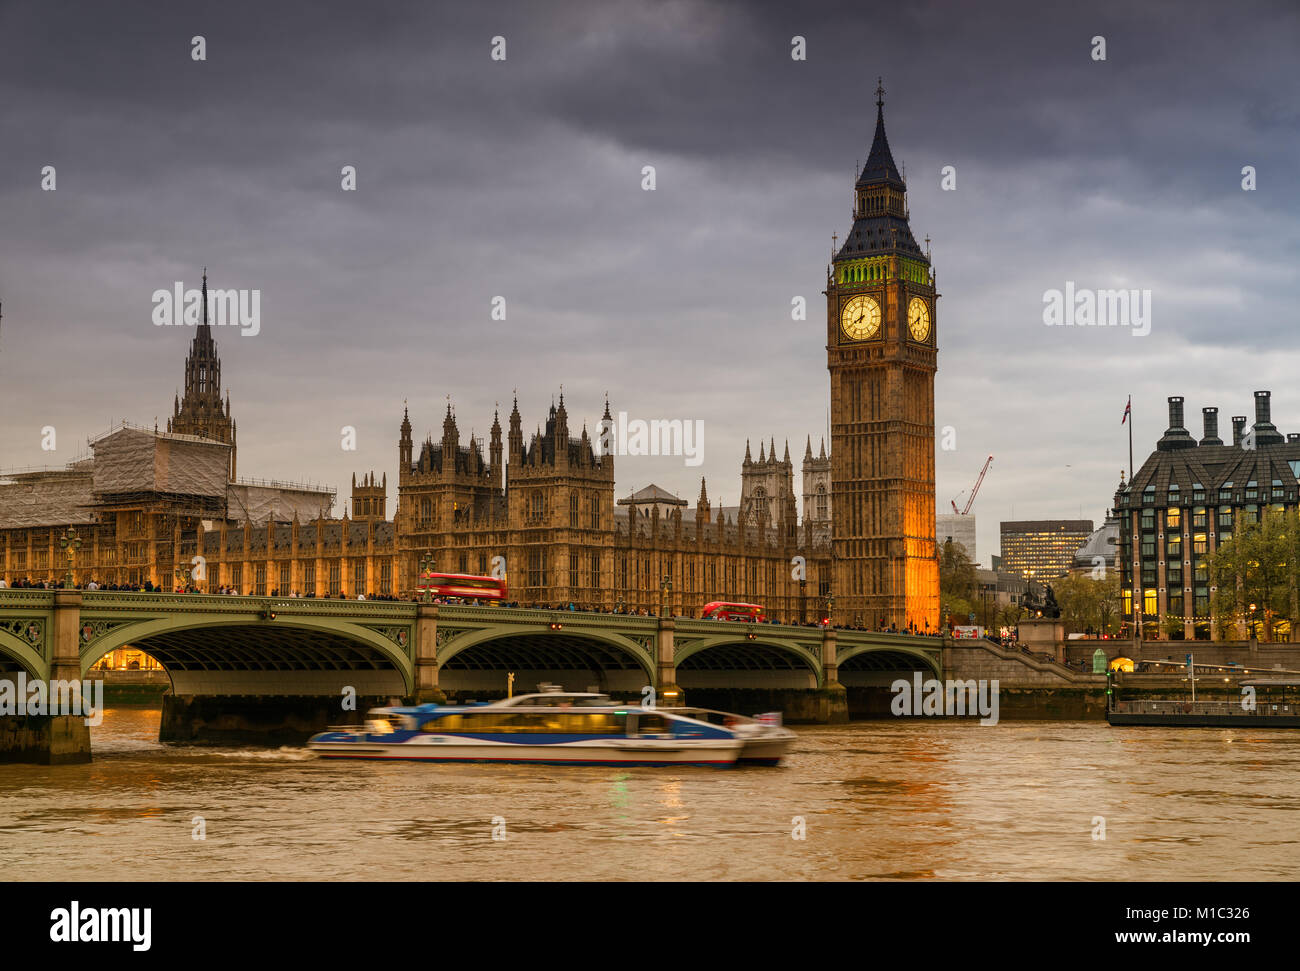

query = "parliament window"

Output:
[[528, 549, 547, 588], [569, 494, 579, 528], [1166, 507, 1180, 529]]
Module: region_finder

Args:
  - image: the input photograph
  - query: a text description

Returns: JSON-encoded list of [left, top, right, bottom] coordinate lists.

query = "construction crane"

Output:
[[950, 455, 993, 515]]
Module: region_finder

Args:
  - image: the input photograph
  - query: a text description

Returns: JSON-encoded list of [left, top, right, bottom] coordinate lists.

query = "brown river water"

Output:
[[3, 707, 1297, 881]]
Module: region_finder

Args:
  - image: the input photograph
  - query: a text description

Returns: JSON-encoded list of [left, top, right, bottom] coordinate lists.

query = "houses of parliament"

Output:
[[0, 92, 939, 629]]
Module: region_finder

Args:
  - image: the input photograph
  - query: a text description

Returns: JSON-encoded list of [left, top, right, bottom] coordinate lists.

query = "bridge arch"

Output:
[[79, 615, 413, 696], [837, 643, 942, 683], [0, 628, 44, 678], [437, 624, 655, 695], [676, 635, 822, 689]]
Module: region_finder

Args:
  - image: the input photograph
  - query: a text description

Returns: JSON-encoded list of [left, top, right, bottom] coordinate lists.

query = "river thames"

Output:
[[4, 707, 1297, 881]]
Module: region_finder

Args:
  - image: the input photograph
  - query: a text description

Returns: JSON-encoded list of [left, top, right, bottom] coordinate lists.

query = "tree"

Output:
[[939, 539, 978, 626], [998, 600, 1026, 631], [1094, 572, 1121, 635], [1051, 572, 1121, 636], [1209, 507, 1296, 641]]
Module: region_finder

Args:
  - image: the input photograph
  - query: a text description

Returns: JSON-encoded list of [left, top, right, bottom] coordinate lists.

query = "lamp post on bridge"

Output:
[[660, 575, 672, 618], [418, 552, 435, 603], [59, 527, 81, 589]]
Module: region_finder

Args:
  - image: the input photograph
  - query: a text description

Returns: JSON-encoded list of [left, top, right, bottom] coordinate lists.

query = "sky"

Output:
[[1, 0, 1297, 566]]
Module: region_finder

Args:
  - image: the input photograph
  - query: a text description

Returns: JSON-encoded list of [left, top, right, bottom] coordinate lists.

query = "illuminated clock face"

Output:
[[908, 297, 931, 342], [840, 294, 881, 340]]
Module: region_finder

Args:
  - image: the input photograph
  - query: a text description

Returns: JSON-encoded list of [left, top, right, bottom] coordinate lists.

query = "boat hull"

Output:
[[736, 736, 796, 766], [308, 736, 742, 767], [1107, 712, 1300, 727]]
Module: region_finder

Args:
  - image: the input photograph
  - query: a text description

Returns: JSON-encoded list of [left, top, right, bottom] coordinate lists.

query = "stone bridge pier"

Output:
[[0, 591, 93, 765]]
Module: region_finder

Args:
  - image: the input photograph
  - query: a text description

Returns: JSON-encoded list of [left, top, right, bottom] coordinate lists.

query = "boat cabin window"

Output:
[[636, 713, 672, 735], [422, 710, 628, 735]]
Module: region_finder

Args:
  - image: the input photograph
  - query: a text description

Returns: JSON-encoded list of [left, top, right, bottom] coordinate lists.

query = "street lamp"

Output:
[[825, 593, 835, 628], [418, 551, 435, 603], [661, 574, 671, 617], [59, 527, 81, 589]]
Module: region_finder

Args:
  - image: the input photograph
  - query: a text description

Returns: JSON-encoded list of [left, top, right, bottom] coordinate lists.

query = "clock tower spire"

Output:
[[824, 85, 938, 632]]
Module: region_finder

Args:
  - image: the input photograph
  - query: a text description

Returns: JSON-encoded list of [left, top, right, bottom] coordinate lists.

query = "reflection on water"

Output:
[[4, 706, 1298, 880]]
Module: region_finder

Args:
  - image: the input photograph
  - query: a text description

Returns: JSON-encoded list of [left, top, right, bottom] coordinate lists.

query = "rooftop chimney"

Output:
[[1156, 396, 1197, 451], [1200, 407, 1222, 446], [1251, 390, 1285, 446], [1232, 415, 1247, 447]]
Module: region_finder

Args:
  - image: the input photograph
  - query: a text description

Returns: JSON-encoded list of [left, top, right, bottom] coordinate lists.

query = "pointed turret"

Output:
[[835, 80, 923, 261], [171, 266, 236, 480]]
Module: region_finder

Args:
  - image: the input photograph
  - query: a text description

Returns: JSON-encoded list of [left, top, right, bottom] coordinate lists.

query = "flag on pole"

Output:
[[1121, 396, 1131, 424]]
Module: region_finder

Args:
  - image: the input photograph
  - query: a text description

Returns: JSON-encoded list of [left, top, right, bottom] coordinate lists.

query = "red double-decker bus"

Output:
[[701, 601, 766, 622], [418, 572, 508, 602]]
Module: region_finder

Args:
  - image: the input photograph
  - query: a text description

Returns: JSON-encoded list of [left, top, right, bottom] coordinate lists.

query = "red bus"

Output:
[[701, 601, 766, 622], [418, 572, 507, 601]]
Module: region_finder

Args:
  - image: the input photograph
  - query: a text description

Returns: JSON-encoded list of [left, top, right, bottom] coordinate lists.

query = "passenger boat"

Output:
[[306, 688, 792, 767], [658, 707, 796, 766], [1107, 679, 1300, 727]]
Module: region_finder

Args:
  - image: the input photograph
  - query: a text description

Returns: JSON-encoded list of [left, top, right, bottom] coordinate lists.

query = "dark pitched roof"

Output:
[[857, 103, 903, 189]]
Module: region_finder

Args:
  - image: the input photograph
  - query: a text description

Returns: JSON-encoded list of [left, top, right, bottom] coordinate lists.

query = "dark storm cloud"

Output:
[[0, 0, 1297, 561]]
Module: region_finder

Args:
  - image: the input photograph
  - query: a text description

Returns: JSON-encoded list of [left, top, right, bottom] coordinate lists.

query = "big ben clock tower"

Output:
[[825, 81, 939, 632]]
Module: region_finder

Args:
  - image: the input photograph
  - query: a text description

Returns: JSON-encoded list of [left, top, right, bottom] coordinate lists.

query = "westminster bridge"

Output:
[[1, 588, 965, 761]]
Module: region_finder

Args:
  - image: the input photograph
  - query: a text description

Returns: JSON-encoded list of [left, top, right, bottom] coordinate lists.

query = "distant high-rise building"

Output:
[[999, 519, 1094, 581], [936, 513, 976, 564]]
